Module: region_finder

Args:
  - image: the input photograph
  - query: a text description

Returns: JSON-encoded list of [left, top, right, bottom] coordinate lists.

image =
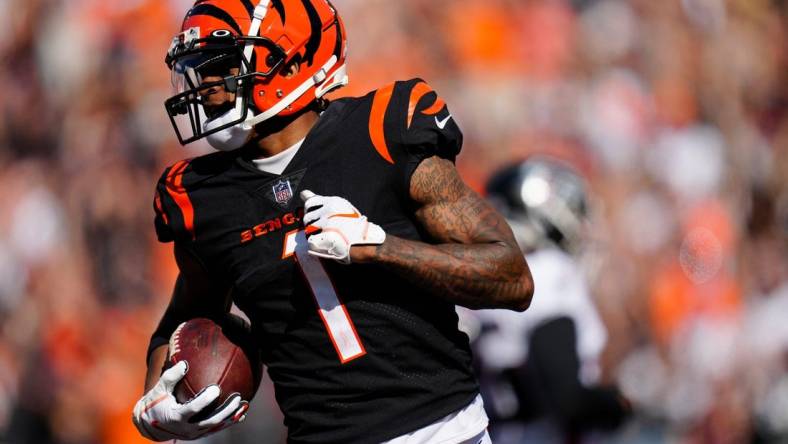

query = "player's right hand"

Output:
[[300, 190, 386, 264], [132, 361, 248, 442]]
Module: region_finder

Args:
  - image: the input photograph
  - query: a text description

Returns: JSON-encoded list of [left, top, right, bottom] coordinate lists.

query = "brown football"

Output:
[[166, 317, 262, 417]]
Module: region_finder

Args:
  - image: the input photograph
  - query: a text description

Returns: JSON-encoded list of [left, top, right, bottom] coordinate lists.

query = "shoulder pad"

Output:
[[366, 78, 462, 165], [154, 158, 196, 242]]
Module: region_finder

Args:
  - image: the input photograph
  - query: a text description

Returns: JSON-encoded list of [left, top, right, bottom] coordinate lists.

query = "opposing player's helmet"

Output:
[[486, 157, 589, 252], [165, 0, 347, 149]]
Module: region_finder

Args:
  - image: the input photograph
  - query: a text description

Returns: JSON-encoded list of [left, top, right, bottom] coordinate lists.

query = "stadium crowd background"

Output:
[[0, 0, 786, 442]]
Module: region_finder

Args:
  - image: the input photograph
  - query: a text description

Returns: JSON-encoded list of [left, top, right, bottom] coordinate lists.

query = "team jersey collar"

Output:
[[233, 101, 339, 177]]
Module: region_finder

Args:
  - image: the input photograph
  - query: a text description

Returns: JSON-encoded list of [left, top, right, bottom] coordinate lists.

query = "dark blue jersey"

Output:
[[153, 79, 478, 444]]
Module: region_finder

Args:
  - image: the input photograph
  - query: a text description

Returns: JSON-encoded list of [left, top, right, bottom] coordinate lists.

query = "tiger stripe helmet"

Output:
[[165, 0, 348, 145]]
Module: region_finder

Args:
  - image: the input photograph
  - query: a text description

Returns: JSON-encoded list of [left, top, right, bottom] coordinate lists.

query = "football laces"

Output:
[[169, 322, 186, 358]]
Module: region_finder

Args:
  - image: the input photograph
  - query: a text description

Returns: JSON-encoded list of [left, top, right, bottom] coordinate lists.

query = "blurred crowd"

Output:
[[0, 0, 786, 443]]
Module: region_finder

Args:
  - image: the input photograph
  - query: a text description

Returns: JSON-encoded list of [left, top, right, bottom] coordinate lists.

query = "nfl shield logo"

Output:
[[273, 180, 293, 205]]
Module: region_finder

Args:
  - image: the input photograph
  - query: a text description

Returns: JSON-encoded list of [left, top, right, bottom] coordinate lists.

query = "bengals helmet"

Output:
[[486, 157, 589, 253], [165, 0, 348, 146]]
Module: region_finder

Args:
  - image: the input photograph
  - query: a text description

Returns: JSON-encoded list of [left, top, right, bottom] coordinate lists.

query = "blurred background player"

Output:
[[459, 156, 631, 444]]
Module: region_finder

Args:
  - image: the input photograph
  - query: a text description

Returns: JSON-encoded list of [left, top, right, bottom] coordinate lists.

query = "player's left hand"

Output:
[[300, 190, 386, 264], [132, 361, 247, 442]]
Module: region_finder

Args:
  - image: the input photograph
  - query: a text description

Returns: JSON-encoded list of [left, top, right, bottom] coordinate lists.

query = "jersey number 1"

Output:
[[283, 230, 366, 363]]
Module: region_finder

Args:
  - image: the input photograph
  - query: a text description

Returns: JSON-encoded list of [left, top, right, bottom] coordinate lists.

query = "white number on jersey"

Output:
[[283, 229, 366, 363]]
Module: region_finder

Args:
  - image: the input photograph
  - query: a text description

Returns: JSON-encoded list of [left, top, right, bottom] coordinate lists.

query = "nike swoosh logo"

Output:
[[435, 114, 452, 129], [329, 211, 360, 219]]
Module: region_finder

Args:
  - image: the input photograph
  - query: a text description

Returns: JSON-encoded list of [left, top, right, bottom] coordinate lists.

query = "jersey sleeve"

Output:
[[370, 78, 463, 191], [153, 169, 176, 243], [394, 78, 463, 163], [152, 159, 196, 243]]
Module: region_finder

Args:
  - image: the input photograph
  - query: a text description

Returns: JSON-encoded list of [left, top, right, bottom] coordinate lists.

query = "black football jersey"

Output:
[[153, 79, 479, 444]]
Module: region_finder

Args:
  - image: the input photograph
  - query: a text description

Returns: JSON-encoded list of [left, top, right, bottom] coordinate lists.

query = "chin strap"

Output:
[[231, 0, 269, 119], [243, 0, 270, 67], [315, 62, 348, 97], [243, 55, 338, 128], [215, 0, 267, 135], [203, 0, 267, 144]]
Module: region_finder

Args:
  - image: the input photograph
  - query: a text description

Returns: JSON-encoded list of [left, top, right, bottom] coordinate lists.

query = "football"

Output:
[[166, 317, 262, 416]]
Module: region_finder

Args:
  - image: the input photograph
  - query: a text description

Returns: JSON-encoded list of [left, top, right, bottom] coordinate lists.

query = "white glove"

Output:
[[301, 190, 386, 264], [132, 361, 249, 441]]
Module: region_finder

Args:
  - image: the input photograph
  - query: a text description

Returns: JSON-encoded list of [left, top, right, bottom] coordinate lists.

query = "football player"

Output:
[[463, 157, 630, 443], [131, 1, 534, 443]]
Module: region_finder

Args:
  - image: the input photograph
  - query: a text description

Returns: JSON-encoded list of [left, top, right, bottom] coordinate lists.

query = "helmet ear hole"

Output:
[[281, 58, 300, 79]]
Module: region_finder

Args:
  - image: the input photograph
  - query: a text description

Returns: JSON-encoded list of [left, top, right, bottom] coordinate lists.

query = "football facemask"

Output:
[[164, 0, 348, 149], [164, 33, 286, 146]]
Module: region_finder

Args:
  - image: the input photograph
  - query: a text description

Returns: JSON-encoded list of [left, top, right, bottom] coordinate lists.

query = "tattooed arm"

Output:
[[352, 156, 534, 311]]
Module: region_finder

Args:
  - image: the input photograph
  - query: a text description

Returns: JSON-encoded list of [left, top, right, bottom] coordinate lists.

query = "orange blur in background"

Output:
[[0, 0, 786, 443]]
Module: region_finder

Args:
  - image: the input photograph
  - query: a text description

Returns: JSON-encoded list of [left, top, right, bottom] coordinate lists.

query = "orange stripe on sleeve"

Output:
[[406, 81, 446, 128], [165, 159, 197, 240], [154, 191, 169, 225], [420, 97, 445, 116], [369, 83, 395, 164], [407, 82, 433, 129]]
